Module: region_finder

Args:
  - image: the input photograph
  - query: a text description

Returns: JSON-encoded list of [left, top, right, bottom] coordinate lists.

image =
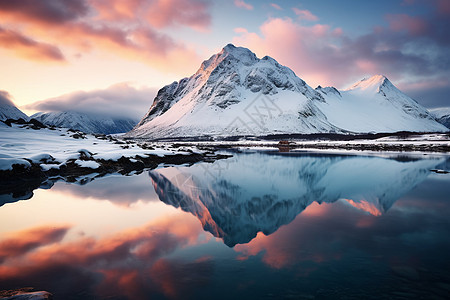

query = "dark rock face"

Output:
[[316, 86, 341, 97], [137, 79, 189, 127]]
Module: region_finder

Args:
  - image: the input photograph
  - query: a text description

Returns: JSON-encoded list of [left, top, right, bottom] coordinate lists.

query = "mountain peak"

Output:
[[222, 43, 237, 52], [218, 43, 257, 64], [197, 44, 257, 74], [346, 75, 394, 93]]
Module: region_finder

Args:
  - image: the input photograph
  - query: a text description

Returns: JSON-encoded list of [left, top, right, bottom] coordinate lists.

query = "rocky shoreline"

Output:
[[168, 132, 450, 153], [0, 121, 230, 206], [0, 149, 229, 207]]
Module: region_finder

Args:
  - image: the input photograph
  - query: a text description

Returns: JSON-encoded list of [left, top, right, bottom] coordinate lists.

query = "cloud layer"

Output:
[[0, 0, 211, 72], [0, 27, 65, 62], [1, 0, 449, 109], [25, 83, 156, 120]]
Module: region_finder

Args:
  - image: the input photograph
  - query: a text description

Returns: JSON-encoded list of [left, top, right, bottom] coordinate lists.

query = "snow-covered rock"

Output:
[[0, 121, 211, 206], [32, 111, 137, 134], [127, 44, 446, 139], [0, 123, 198, 172], [0, 92, 28, 121], [430, 107, 450, 129]]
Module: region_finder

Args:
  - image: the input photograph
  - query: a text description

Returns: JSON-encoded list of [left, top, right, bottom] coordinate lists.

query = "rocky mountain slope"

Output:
[[127, 44, 446, 139]]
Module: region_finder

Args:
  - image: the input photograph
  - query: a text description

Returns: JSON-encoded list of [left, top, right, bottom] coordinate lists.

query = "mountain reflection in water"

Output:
[[150, 151, 445, 246], [1, 151, 449, 300]]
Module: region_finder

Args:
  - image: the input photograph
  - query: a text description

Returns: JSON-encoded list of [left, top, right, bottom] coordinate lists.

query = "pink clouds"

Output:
[[0, 0, 89, 25], [145, 0, 211, 30], [387, 14, 429, 35], [234, 203, 343, 269], [437, 0, 450, 15], [0, 27, 65, 62], [0, 225, 70, 263], [233, 17, 351, 87], [292, 8, 318, 21], [0, 215, 210, 299], [0, 0, 211, 73], [91, 0, 211, 31], [270, 3, 282, 10], [233, 8, 450, 96], [234, 0, 253, 10]]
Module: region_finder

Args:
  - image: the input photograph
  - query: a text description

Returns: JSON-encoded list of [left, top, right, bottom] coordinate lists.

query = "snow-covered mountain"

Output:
[[127, 44, 446, 139], [430, 107, 450, 129], [0, 92, 28, 121], [32, 111, 137, 134], [149, 151, 443, 246], [315, 75, 447, 133]]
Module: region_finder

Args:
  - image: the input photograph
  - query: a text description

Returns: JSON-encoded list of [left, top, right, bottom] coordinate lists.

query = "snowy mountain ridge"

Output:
[[32, 111, 137, 134], [127, 44, 447, 139], [0, 92, 28, 122], [130, 43, 340, 138]]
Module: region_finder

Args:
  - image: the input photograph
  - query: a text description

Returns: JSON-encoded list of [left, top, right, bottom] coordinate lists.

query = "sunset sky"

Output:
[[1, 0, 449, 119]]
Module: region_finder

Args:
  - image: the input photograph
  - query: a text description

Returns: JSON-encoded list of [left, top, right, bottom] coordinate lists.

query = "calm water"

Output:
[[1, 150, 450, 299]]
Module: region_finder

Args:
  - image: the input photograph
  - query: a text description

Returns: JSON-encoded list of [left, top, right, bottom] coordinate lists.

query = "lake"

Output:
[[1, 150, 449, 299]]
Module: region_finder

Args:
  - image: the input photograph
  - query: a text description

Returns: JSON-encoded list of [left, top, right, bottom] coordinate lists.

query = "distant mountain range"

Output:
[[31, 111, 137, 134], [1, 93, 138, 134], [1, 87, 138, 134], [1, 44, 448, 137], [126, 44, 447, 139], [431, 108, 450, 129]]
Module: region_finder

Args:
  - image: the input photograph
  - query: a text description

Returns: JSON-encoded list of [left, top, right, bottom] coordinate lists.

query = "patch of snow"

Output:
[[0, 158, 31, 171], [0, 124, 205, 172], [40, 163, 62, 171], [75, 160, 101, 169]]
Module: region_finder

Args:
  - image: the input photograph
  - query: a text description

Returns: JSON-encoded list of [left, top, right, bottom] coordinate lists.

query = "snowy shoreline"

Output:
[[0, 121, 228, 206]]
